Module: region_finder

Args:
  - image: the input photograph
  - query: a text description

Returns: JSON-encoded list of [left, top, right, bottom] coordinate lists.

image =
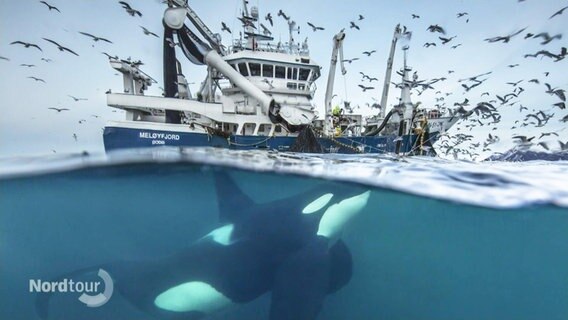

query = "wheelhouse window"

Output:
[[275, 65, 286, 79], [249, 63, 261, 76], [286, 67, 292, 79], [299, 68, 310, 81], [287, 82, 298, 90], [238, 62, 249, 76], [292, 68, 298, 80], [262, 64, 274, 77]]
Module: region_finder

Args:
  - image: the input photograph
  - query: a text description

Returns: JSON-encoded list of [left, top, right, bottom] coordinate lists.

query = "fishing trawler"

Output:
[[103, 0, 457, 154]]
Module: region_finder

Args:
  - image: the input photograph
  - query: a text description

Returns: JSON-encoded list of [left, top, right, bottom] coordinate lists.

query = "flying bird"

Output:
[[358, 84, 375, 92], [342, 58, 359, 63], [39, 1, 60, 12], [362, 50, 376, 56], [423, 42, 436, 48], [20, 64, 35, 67], [427, 24, 446, 34], [42, 38, 79, 56], [549, 5, 568, 19], [350, 21, 360, 30], [68, 95, 87, 102], [102, 52, 119, 59], [41, 58, 52, 62], [411, 14, 420, 19], [439, 36, 456, 44], [10, 41, 42, 51], [118, 1, 142, 17], [265, 13, 273, 26], [140, 26, 159, 37], [484, 27, 527, 43], [307, 22, 324, 32], [0, 56, 9, 61], [28, 76, 46, 83], [79, 32, 113, 44], [358, 14, 364, 20], [221, 22, 231, 34], [456, 12, 468, 18], [48, 107, 69, 112], [277, 9, 290, 21], [532, 32, 562, 45]]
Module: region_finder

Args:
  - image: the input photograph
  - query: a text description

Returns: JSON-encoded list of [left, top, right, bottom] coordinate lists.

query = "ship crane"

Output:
[[323, 30, 347, 135]]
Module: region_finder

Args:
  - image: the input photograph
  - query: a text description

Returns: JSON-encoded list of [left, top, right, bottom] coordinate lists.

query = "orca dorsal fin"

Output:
[[214, 170, 256, 223]]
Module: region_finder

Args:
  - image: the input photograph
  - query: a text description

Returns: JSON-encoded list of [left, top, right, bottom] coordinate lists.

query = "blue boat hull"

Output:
[[103, 126, 435, 154]]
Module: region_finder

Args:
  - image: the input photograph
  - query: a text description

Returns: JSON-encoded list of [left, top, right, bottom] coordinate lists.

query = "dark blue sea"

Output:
[[1, 147, 567, 320]]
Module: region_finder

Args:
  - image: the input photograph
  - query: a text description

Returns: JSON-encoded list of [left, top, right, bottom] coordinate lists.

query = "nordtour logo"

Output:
[[30, 268, 114, 307]]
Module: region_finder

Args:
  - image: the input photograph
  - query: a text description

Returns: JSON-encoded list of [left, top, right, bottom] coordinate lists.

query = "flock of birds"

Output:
[[239, 3, 567, 158], [1, 0, 159, 146], [1, 1, 567, 159]]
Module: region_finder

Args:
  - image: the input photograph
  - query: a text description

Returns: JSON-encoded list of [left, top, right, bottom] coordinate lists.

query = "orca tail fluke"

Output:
[[34, 264, 112, 319]]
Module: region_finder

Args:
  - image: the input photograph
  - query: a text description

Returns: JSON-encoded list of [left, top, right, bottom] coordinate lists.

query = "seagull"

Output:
[[48, 107, 69, 112], [102, 52, 118, 59], [544, 83, 566, 101], [39, 1, 60, 12], [342, 58, 359, 63], [221, 22, 231, 34], [553, 102, 566, 110], [42, 38, 79, 56], [456, 12, 468, 18], [68, 95, 87, 101], [262, 78, 274, 89], [307, 22, 324, 32], [265, 13, 273, 26], [259, 23, 272, 36], [10, 41, 42, 51], [358, 14, 364, 20], [119, 1, 142, 17], [423, 42, 436, 48], [140, 26, 159, 37], [451, 43, 462, 49], [362, 50, 376, 56], [411, 14, 420, 19], [41, 58, 52, 62], [350, 21, 360, 30], [358, 84, 374, 92], [427, 24, 446, 34], [28, 76, 46, 83], [439, 36, 456, 44], [549, 5, 568, 19], [73, 133, 78, 142], [20, 64, 35, 67], [0, 56, 9, 61], [277, 9, 290, 21], [79, 31, 113, 44], [484, 27, 527, 43], [532, 32, 562, 45]]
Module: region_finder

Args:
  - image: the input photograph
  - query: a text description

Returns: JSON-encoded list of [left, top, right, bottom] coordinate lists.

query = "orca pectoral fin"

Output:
[[213, 170, 256, 223], [270, 236, 331, 320]]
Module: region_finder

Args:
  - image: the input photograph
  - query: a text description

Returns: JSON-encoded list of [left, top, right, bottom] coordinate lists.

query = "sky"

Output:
[[0, 0, 566, 159]]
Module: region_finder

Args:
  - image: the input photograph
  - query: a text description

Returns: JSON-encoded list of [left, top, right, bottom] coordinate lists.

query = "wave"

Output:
[[486, 149, 568, 162], [1, 147, 567, 209]]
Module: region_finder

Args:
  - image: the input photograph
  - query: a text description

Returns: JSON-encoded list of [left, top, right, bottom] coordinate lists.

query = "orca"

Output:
[[36, 171, 371, 320]]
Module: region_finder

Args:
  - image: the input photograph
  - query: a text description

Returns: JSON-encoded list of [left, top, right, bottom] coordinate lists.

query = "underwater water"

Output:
[[0, 148, 567, 320]]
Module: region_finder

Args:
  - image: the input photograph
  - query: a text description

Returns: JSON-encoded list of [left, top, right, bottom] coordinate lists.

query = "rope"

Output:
[[228, 135, 274, 147]]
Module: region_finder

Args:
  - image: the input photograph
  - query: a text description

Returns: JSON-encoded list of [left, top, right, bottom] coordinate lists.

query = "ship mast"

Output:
[[379, 24, 402, 118]]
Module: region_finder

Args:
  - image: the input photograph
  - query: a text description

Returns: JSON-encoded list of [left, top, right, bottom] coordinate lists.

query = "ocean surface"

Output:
[[1, 147, 567, 320]]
